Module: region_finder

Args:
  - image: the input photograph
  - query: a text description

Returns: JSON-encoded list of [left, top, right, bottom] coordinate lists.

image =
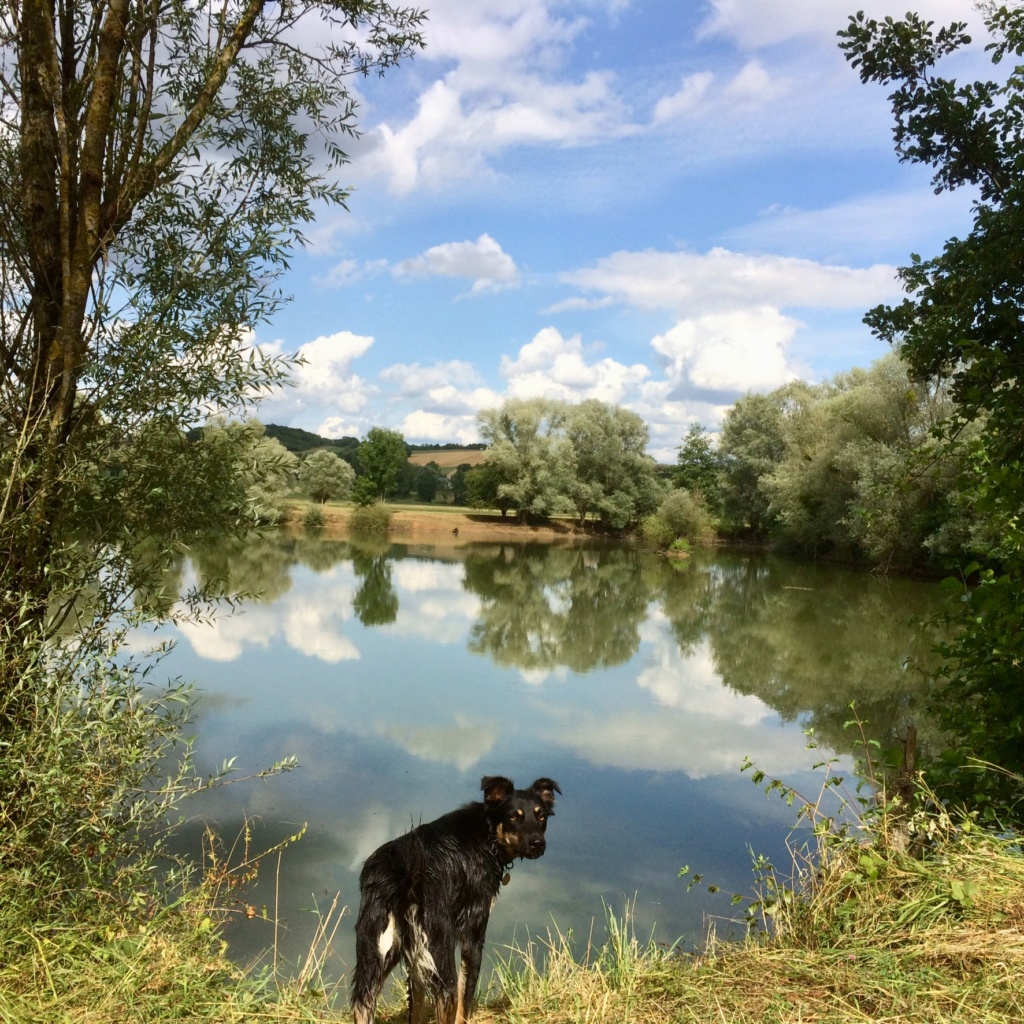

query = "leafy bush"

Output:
[[349, 503, 393, 534], [302, 504, 326, 529], [643, 488, 714, 548], [640, 513, 675, 548]]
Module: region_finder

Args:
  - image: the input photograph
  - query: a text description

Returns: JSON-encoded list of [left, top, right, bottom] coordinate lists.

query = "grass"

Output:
[[6, 770, 1024, 1023], [479, 793, 1024, 1024]]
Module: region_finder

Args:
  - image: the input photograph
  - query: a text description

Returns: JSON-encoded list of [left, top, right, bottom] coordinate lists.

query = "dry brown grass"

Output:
[[283, 500, 585, 542], [406, 449, 489, 471]]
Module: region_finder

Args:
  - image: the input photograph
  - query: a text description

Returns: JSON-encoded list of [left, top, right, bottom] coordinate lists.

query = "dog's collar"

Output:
[[489, 835, 515, 885]]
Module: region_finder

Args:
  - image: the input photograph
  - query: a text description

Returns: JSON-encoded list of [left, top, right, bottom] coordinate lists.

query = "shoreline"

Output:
[[283, 501, 611, 544]]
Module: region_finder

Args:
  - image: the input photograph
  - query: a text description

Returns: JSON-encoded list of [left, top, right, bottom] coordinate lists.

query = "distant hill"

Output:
[[263, 424, 359, 458], [262, 425, 487, 471]]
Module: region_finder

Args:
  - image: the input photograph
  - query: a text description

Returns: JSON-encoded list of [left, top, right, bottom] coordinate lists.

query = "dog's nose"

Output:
[[529, 835, 545, 853]]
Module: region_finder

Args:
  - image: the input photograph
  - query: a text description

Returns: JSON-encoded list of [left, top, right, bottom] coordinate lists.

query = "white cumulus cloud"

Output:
[[563, 247, 900, 316], [699, 0, 980, 49], [652, 307, 803, 394], [396, 234, 520, 293], [500, 326, 650, 404]]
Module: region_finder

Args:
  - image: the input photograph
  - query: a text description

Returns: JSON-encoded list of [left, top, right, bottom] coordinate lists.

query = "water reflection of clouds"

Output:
[[379, 715, 497, 772], [390, 560, 463, 593], [174, 605, 277, 661], [548, 707, 808, 779], [519, 666, 569, 687], [283, 595, 360, 662], [636, 631, 770, 728], [512, 616, 808, 781], [165, 550, 808, 785], [390, 590, 479, 644], [173, 566, 360, 664]]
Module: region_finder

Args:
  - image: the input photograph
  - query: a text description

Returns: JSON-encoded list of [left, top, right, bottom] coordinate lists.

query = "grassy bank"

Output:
[[6, 781, 1024, 1024], [484, 817, 1024, 1024], [282, 499, 593, 542]]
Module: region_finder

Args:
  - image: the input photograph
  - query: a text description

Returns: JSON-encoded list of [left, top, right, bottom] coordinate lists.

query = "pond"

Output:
[[145, 532, 943, 988]]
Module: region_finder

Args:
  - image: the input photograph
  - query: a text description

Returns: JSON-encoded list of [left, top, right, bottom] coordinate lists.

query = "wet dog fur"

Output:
[[351, 776, 560, 1024]]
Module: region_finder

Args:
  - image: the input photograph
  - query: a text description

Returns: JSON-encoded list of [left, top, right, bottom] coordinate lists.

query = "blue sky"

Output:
[[252, 0, 982, 461]]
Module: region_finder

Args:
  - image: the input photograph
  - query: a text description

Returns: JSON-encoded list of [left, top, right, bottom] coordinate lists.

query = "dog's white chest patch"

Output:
[[378, 913, 398, 956]]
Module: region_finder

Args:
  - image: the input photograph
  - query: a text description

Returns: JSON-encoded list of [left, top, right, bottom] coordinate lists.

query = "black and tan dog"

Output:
[[352, 776, 560, 1024]]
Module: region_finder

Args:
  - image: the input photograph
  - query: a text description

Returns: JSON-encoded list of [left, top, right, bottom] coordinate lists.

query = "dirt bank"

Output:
[[284, 502, 597, 543]]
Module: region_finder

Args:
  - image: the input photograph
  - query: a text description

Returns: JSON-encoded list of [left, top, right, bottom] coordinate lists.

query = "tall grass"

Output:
[[486, 750, 1024, 1024]]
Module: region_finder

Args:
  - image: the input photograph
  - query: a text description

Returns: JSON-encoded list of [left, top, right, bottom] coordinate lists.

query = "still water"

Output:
[[146, 532, 942, 986]]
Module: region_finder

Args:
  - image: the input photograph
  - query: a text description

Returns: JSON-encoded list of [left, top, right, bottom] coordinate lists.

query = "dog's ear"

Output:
[[481, 776, 515, 806], [530, 778, 561, 814]]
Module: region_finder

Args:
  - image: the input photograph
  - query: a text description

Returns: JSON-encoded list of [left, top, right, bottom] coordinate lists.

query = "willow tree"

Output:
[[0, 1, 423, 877], [0, 2, 423, 654]]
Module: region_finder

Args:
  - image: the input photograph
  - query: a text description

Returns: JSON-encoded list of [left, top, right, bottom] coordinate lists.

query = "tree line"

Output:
[[672, 351, 972, 573], [206, 397, 665, 528]]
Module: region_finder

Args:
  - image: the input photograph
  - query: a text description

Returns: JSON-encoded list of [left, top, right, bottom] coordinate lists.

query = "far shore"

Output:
[[282, 501, 618, 544]]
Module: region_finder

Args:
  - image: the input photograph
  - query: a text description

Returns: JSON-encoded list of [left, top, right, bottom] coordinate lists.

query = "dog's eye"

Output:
[[534, 808, 546, 822]]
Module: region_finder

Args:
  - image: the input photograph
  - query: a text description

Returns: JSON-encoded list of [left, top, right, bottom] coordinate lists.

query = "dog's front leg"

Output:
[[429, 945, 460, 1024], [456, 925, 487, 1023]]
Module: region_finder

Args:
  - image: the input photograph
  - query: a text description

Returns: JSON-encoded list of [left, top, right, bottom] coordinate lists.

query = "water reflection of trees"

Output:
[[151, 532, 944, 761], [350, 539, 399, 626], [463, 545, 650, 672], [659, 553, 944, 757]]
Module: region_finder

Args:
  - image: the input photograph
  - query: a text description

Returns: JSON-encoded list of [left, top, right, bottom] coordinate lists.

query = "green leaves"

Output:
[[357, 427, 410, 503], [477, 397, 660, 529], [841, 5, 1024, 821]]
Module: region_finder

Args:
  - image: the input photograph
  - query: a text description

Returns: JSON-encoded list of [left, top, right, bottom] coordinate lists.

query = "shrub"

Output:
[[349, 503, 393, 534], [643, 488, 714, 547], [302, 504, 326, 529], [641, 513, 675, 548]]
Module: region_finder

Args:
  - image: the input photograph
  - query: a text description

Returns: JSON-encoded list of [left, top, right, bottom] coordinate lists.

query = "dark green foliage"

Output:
[[465, 462, 515, 517], [414, 461, 449, 503], [839, 5, 1024, 818], [674, 424, 722, 511], [451, 464, 473, 506], [357, 427, 410, 502], [408, 442, 487, 452], [264, 423, 360, 466], [718, 390, 789, 537]]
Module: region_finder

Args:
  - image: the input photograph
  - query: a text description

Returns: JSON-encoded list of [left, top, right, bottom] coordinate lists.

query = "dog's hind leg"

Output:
[[419, 919, 459, 1024], [352, 903, 401, 1024], [407, 966, 430, 1024]]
